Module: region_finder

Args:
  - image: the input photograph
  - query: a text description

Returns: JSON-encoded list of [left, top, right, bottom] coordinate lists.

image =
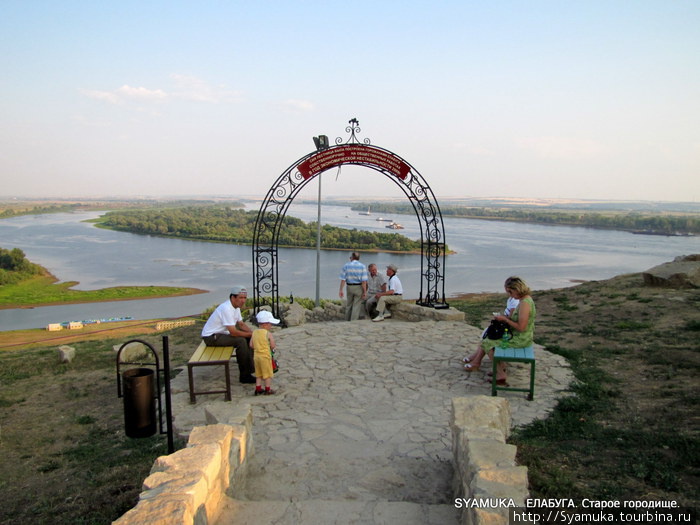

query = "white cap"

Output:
[[256, 311, 280, 325]]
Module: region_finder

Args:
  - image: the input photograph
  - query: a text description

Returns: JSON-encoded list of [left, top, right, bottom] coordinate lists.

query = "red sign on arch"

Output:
[[297, 144, 410, 180]]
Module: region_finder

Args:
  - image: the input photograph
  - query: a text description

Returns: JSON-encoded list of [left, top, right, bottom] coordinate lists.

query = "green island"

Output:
[[342, 201, 700, 236], [93, 205, 427, 253], [0, 247, 205, 308]]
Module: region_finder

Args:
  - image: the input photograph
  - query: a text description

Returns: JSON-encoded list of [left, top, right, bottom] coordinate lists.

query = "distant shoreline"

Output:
[[0, 267, 209, 311], [0, 288, 208, 311], [340, 203, 700, 237]]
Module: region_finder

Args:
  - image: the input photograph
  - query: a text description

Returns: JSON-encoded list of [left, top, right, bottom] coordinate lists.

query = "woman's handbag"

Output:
[[483, 319, 509, 340]]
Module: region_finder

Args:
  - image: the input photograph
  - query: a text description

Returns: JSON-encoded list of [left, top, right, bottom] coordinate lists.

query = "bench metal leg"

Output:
[[491, 358, 498, 397], [187, 365, 196, 404], [491, 357, 536, 400], [224, 362, 232, 401], [187, 362, 233, 404]]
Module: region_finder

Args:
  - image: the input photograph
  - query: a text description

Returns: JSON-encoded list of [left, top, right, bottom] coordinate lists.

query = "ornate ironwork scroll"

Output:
[[253, 120, 448, 320]]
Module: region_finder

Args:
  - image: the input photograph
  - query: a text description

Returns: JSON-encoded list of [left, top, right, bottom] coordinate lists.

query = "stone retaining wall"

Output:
[[391, 302, 466, 322], [113, 404, 253, 525], [155, 319, 197, 331], [451, 396, 529, 525], [281, 300, 465, 325]]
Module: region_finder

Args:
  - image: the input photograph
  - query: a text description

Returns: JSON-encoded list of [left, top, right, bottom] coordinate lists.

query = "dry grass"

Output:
[[0, 324, 202, 525], [454, 273, 700, 506], [1, 274, 698, 524]]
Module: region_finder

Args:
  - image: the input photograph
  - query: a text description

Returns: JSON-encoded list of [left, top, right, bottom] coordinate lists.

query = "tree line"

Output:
[[0, 247, 43, 285], [0, 199, 243, 219], [96, 206, 426, 252], [0, 204, 87, 218], [347, 203, 700, 235]]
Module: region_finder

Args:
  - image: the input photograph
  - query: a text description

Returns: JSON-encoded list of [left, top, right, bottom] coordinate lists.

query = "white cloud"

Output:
[[81, 85, 167, 105], [80, 89, 122, 104], [116, 85, 168, 101], [170, 74, 242, 103], [516, 136, 606, 160], [81, 75, 241, 106], [281, 99, 315, 112]]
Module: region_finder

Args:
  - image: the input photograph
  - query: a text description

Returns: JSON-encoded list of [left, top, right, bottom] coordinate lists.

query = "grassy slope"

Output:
[[0, 272, 205, 309], [452, 274, 699, 505], [0, 325, 202, 524]]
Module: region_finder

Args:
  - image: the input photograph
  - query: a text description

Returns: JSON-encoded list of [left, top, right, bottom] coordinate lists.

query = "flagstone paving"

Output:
[[170, 320, 573, 524]]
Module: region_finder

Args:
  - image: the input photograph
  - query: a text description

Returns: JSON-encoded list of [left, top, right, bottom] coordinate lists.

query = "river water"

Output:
[[1, 203, 698, 330]]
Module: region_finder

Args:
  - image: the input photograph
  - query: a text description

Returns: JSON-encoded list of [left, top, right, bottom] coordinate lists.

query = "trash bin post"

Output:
[[162, 335, 174, 453]]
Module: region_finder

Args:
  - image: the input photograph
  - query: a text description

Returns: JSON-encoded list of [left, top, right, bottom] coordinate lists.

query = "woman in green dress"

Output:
[[464, 276, 536, 385]]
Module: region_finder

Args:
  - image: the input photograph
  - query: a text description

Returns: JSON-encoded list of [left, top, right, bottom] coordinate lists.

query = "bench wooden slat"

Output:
[[189, 341, 208, 362], [494, 346, 535, 361], [189, 342, 234, 363], [199, 346, 234, 363], [187, 342, 235, 403]]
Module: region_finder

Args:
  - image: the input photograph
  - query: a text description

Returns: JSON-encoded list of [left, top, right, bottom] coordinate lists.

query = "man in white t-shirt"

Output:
[[372, 264, 403, 322], [201, 285, 255, 383]]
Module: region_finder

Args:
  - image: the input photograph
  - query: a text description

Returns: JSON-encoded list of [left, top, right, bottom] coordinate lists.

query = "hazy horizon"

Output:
[[2, 2, 699, 202], [3, 194, 700, 215]]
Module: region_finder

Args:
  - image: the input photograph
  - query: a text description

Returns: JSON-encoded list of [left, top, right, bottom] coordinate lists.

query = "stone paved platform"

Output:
[[169, 320, 573, 524]]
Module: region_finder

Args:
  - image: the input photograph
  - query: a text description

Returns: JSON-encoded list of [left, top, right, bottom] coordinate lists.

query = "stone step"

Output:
[[215, 498, 460, 525], [237, 452, 454, 504]]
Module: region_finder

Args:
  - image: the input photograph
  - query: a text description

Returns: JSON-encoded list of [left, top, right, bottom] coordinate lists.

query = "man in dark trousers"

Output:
[[201, 286, 255, 383]]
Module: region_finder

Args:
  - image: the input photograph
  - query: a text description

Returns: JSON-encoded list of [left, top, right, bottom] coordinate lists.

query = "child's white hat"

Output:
[[256, 311, 280, 324]]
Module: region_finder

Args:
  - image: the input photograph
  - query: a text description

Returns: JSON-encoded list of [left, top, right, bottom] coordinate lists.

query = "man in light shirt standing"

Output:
[[339, 251, 368, 321]]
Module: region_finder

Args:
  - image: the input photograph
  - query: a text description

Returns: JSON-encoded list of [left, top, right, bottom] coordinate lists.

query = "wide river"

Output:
[[1, 203, 698, 330]]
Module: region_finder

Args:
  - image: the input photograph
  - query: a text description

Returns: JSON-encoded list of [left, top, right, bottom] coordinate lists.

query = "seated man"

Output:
[[201, 286, 256, 383], [372, 264, 403, 322], [364, 263, 387, 319]]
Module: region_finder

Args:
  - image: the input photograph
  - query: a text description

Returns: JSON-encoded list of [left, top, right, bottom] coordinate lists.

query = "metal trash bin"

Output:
[[122, 368, 156, 438]]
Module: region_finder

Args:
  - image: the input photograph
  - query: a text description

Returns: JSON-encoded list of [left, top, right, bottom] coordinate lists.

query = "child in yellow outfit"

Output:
[[251, 310, 279, 395]]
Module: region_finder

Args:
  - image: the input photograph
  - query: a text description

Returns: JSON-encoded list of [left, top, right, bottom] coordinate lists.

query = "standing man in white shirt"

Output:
[[372, 264, 403, 322], [201, 285, 256, 383]]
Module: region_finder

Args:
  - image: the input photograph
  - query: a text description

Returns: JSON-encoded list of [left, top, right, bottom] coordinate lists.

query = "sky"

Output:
[[1, 1, 699, 202]]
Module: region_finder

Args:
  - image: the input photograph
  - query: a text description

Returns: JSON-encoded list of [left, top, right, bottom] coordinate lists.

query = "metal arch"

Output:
[[252, 122, 448, 319], [336, 117, 371, 146], [252, 151, 317, 313]]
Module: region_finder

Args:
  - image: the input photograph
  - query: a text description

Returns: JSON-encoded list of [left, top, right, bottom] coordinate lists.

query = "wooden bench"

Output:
[[491, 345, 536, 400], [187, 342, 236, 404]]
